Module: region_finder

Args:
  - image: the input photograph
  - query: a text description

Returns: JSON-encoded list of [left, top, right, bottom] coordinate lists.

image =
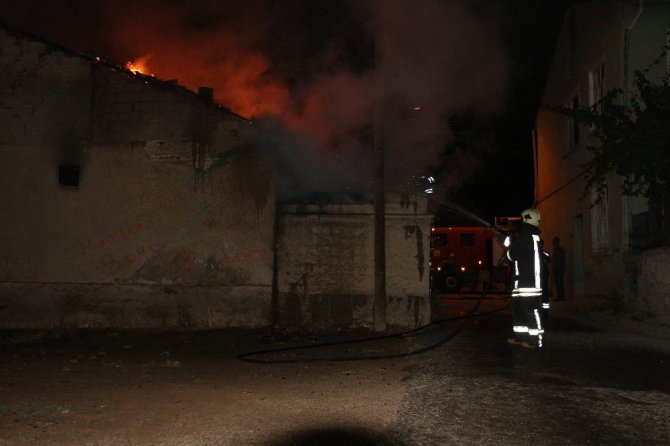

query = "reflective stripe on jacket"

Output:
[[507, 222, 542, 297]]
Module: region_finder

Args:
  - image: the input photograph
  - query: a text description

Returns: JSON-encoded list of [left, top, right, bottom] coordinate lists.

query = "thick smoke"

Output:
[[0, 0, 511, 201]]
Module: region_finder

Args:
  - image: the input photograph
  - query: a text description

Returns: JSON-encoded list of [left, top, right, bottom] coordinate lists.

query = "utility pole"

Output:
[[373, 111, 387, 332], [371, 33, 386, 332]]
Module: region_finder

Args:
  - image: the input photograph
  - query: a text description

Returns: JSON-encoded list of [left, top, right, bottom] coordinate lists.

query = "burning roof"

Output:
[[0, 0, 514, 203], [0, 23, 250, 123]]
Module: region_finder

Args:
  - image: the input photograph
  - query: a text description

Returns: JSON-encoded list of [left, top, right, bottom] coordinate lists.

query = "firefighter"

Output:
[[504, 208, 544, 349]]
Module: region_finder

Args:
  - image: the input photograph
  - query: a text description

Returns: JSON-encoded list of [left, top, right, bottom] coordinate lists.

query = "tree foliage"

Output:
[[566, 69, 670, 201]]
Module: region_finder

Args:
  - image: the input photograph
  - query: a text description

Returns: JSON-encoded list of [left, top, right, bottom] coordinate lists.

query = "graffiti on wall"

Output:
[[219, 239, 272, 265], [172, 249, 197, 275], [99, 245, 158, 274], [1, 256, 42, 282], [80, 220, 156, 258], [78, 219, 164, 278], [76, 210, 272, 282]]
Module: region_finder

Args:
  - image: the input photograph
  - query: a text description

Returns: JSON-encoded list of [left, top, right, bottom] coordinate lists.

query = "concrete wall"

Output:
[[276, 194, 432, 331], [0, 27, 276, 329], [638, 248, 670, 322]]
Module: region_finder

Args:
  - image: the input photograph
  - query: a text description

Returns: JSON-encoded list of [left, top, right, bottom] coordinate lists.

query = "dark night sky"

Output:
[[0, 0, 575, 224], [449, 0, 576, 223]]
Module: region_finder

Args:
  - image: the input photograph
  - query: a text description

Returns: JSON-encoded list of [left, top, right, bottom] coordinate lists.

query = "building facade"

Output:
[[535, 0, 670, 319], [0, 25, 277, 329], [0, 26, 432, 331]]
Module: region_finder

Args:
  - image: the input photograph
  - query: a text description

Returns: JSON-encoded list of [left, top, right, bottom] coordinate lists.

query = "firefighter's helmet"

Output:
[[521, 208, 541, 227]]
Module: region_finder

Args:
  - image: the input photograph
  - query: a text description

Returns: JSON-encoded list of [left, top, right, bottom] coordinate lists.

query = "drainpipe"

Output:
[[623, 0, 644, 106], [532, 128, 539, 207], [373, 110, 387, 332], [622, 0, 643, 254], [371, 38, 387, 332]]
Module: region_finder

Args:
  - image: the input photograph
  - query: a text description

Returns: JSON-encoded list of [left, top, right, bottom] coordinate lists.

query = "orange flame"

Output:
[[126, 56, 154, 76]]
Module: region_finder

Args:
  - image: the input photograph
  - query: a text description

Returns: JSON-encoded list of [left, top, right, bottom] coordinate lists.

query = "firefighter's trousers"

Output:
[[511, 292, 544, 347]]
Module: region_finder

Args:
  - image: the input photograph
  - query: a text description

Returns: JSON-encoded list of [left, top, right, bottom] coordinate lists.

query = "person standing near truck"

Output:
[[552, 236, 566, 301], [504, 208, 544, 349]]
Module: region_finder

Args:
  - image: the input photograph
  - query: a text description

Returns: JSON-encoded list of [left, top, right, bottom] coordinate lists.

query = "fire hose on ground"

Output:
[[237, 292, 509, 364]]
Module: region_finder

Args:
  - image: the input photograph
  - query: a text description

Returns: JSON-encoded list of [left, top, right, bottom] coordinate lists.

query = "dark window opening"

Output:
[[569, 94, 580, 146], [630, 212, 649, 253], [59, 164, 80, 188], [460, 233, 475, 247], [630, 190, 670, 252], [431, 234, 448, 248]]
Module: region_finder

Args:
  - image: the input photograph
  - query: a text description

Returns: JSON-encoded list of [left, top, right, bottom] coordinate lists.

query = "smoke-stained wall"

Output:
[[276, 194, 432, 331], [0, 27, 276, 329], [0, 26, 435, 331], [0, 0, 514, 206]]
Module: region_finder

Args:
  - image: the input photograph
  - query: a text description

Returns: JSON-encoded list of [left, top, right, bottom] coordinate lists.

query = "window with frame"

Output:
[[431, 233, 448, 248], [590, 183, 609, 253], [589, 60, 605, 114], [565, 92, 580, 153]]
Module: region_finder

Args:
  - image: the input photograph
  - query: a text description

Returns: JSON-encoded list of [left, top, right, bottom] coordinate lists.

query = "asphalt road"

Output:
[[392, 296, 670, 446], [1, 295, 668, 445]]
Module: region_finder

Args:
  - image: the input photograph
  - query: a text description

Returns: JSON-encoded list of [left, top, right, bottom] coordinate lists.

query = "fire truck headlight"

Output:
[[478, 260, 482, 265], [460, 266, 466, 272]]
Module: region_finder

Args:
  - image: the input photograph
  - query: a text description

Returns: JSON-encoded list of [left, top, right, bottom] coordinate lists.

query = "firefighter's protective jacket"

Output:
[[506, 221, 542, 298]]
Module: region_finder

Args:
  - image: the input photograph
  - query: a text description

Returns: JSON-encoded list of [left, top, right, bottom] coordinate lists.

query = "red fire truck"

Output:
[[429, 217, 520, 293]]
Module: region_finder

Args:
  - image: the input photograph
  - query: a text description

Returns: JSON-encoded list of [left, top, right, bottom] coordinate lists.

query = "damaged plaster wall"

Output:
[[276, 194, 432, 331], [0, 27, 275, 329], [637, 249, 670, 322]]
